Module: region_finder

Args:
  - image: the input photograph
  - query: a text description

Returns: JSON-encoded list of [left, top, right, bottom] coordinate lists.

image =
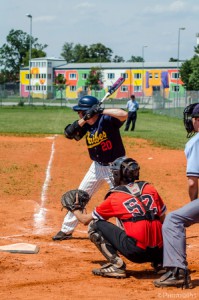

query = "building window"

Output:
[[121, 73, 128, 79], [154, 73, 159, 78], [149, 73, 153, 78], [82, 73, 88, 80], [82, 86, 88, 91], [107, 73, 115, 79], [171, 72, 179, 79], [171, 85, 179, 92], [25, 86, 32, 91], [70, 73, 77, 79], [121, 85, 128, 92], [48, 74, 51, 79], [134, 73, 141, 79], [48, 62, 52, 67], [134, 86, 142, 92], [70, 86, 76, 91]]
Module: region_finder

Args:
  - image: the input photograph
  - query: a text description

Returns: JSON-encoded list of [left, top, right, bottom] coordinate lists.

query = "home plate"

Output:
[[0, 243, 39, 254]]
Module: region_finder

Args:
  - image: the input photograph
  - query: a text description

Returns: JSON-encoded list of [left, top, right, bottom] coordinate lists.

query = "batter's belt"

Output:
[[96, 161, 110, 166]]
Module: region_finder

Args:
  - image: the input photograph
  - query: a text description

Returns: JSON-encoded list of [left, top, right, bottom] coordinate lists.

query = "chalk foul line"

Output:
[[33, 137, 56, 231]]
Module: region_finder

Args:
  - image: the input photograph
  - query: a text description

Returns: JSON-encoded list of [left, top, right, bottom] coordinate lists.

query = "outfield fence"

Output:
[[0, 84, 199, 119]]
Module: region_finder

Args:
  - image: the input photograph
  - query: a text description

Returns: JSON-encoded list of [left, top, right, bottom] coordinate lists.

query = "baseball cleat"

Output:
[[92, 263, 126, 279], [52, 231, 72, 241], [154, 267, 193, 289]]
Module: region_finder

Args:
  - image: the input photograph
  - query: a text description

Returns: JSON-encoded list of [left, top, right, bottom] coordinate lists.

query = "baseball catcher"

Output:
[[70, 156, 167, 279], [61, 189, 90, 212]]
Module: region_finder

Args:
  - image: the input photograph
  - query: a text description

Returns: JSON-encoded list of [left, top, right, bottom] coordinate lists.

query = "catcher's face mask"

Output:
[[110, 157, 140, 187], [183, 103, 199, 138]]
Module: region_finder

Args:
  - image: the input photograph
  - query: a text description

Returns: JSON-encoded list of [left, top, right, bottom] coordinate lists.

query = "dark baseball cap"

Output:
[[192, 103, 199, 118]]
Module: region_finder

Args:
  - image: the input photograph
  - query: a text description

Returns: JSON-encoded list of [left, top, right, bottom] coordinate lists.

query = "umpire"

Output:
[[73, 157, 167, 278], [154, 103, 199, 289], [124, 94, 139, 131]]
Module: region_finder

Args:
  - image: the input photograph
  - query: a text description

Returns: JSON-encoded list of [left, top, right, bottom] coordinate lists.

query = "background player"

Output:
[[154, 103, 199, 289], [53, 95, 127, 241], [72, 157, 166, 278]]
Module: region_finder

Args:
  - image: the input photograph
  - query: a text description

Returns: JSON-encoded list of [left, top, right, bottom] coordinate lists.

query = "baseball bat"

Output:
[[100, 77, 125, 104]]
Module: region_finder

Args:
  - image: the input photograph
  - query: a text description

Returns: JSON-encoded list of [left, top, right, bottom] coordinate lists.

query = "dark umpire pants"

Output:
[[125, 111, 137, 131], [95, 220, 163, 265]]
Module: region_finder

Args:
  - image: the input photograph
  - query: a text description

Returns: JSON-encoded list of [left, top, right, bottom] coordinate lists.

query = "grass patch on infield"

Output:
[[0, 106, 187, 149]]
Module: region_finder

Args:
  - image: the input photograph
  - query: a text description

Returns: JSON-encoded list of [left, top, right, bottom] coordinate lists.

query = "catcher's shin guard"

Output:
[[88, 220, 124, 269]]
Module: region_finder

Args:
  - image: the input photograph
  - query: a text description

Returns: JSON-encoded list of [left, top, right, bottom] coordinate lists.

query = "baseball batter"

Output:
[[52, 95, 127, 241], [154, 103, 199, 289], [72, 157, 166, 278]]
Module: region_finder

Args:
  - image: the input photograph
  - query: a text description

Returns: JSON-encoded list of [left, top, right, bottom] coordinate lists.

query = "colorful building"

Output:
[[20, 58, 184, 100]]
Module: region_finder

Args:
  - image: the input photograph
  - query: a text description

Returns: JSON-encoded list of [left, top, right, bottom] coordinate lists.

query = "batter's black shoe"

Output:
[[52, 231, 72, 241], [92, 263, 126, 279], [154, 267, 193, 289]]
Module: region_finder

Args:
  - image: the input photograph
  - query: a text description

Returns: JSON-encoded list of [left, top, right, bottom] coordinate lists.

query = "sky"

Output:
[[0, 0, 199, 63]]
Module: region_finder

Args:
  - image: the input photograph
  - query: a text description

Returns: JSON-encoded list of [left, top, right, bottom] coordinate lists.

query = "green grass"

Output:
[[0, 106, 70, 135], [0, 106, 188, 149], [125, 110, 187, 149]]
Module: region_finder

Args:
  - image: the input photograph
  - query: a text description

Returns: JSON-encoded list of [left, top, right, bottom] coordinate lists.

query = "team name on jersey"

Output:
[[86, 130, 108, 148]]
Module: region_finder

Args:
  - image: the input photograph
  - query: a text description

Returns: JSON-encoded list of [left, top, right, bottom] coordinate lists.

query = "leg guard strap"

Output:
[[88, 220, 124, 269]]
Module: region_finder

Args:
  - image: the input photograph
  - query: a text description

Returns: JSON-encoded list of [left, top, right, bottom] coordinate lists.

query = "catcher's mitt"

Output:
[[61, 189, 90, 212]]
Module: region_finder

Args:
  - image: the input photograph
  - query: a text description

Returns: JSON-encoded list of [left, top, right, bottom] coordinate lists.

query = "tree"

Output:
[[127, 55, 144, 62], [0, 29, 47, 82], [85, 67, 103, 91], [180, 59, 193, 90], [73, 44, 90, 62], [22, 48, 46, 67], [194, 44, 199, 55], [112, 55, 125, 62], [61, 42, 75, 63], [180, 45, 199, 91], [169, 57, 178, 62], [61, 42, 113, 63], [53, 74, 68, 99], [88, 43, 112, 62], [188, 56, 199, 90]]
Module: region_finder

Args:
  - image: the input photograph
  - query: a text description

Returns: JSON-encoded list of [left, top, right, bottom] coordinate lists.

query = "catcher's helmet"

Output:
[[110, 157, 140, 187], [183, 102, 199, 138], [73, 96, 99, 111]]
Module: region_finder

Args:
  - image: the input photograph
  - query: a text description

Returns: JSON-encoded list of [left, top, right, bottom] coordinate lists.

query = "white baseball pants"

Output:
[[61, 161, 113, 234]]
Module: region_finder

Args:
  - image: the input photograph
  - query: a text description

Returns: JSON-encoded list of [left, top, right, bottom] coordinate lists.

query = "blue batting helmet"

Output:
[[73, 96, 99, 111]]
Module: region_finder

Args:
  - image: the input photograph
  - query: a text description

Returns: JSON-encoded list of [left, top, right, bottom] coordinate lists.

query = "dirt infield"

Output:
[[0, 135, 199, 300]]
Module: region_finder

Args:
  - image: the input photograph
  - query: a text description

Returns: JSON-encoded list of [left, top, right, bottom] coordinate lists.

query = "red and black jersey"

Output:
[[92, 182, 167, 250]]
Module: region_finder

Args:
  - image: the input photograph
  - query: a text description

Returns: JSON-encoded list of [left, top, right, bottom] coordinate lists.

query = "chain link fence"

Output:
[[0, 83, 199, 120], [151, 90, 199, 119]]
